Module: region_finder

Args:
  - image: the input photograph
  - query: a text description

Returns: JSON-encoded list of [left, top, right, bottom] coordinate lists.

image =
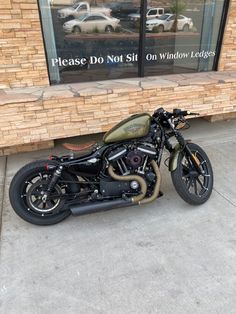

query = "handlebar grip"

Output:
[[173, 109, 188, 116], [173, 109, 199, 116], [188, 112, 199, 116]]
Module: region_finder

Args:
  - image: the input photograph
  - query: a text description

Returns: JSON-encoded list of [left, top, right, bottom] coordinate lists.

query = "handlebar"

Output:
[[153, 107, 199, 119], [173, 108, 199, 117]]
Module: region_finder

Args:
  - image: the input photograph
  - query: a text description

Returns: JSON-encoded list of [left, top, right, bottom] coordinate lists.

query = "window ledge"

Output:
[[1, 71, 236, 105]]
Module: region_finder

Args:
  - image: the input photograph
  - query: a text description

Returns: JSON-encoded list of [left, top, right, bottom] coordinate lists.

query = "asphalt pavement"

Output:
[[0, 117, 236, 314]]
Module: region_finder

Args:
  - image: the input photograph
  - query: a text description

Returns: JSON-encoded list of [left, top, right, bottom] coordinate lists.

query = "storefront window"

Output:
[[38, 0, 228, 84], [144, 0, 225, 75]]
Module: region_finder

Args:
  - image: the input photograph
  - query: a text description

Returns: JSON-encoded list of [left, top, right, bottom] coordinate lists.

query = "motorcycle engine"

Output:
[[100, 143, 157, 197], [107, 143, 157, 174]]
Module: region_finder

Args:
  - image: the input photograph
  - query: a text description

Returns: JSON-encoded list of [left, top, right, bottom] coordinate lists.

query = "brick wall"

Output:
[[0, 0, 49, 88]]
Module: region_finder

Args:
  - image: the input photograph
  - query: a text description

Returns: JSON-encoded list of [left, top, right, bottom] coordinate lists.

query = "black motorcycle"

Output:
[[9, 107, 213, 225]]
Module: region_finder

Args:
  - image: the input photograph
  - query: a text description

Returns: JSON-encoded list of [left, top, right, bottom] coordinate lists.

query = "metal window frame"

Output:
[[138, 0, 230, 76], [37, 0, 230, 84], [138, 0, 147, 77], [213, 0, 230, 70]]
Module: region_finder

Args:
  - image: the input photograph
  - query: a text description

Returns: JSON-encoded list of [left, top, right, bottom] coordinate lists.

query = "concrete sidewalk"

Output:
[[0, 118, 236, 314]]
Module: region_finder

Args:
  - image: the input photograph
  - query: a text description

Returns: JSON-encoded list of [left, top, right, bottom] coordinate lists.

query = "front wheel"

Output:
[[171, 143, 213, 205], [73, 26, 81, 34], [158, 25, 164, 33]]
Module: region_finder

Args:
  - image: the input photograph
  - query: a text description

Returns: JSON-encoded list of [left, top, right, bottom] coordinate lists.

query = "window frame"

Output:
[[37, 0, 230, 85]]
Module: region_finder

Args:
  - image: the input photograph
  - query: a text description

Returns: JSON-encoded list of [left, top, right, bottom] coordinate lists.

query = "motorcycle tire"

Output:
[[171, 143, 213, 205], [9, 160, 79, 225]]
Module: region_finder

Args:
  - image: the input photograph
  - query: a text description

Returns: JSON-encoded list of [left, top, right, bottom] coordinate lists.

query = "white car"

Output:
[[146, 14, 193, 32], [63, 13, 120, 33]]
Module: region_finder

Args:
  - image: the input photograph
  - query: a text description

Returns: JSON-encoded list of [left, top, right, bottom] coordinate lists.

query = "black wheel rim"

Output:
[[20, 171, 66, 217], [181, 150, 211, 197]]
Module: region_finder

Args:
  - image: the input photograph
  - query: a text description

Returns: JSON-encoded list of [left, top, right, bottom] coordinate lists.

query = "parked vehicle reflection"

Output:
[[63, 13, 120, 34], [146, 14, 193, 32], [58, 1, 111, 19]]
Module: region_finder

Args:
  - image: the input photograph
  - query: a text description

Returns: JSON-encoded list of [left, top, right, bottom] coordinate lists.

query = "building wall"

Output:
[[0, 0, 236, 155], [1, 71, 236, 155], [0, 0, 234, 89], [0, 0, 49, 88], [218, 0, 236, 71]]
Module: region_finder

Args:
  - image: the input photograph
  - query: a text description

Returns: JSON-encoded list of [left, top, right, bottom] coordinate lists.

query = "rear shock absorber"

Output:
[[47, 166, 63, 194]]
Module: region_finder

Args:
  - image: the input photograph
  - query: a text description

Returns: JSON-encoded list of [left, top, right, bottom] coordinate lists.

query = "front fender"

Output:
[[168, 144, 181, 172], [169, 140, 193, 172]]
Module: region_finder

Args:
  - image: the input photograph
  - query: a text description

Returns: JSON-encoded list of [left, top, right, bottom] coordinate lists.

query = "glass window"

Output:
[[38, 0, 228, 84], [148, 9, 157, 16], [145, 0, 226, 76], [39, 0, 141, 84]]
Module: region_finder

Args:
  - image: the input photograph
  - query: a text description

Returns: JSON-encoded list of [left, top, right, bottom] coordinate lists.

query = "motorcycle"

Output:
[[9, 107, 213, 225]]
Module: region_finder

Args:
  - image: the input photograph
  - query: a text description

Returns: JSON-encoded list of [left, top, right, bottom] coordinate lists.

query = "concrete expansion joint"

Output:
[[213, 188, 236, 208]]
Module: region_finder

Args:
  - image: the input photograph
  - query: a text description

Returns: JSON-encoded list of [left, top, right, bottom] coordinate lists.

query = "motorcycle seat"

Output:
[[62, 141, 96, 152]]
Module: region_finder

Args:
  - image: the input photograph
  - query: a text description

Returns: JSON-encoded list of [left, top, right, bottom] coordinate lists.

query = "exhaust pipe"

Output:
[[70, 198, 134, 216], [70, 160, 161, 216]]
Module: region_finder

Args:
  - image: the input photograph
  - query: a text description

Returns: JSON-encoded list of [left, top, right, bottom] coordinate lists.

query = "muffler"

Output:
[[70, 198, 134, 216], [70, 160, 161, 216]]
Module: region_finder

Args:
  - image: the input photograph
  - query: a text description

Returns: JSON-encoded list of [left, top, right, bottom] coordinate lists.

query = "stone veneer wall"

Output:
[[0, 0, 236, 155], [1, 72, 236, 155], [0, 0, 235, 89], [0, 0, 49, 88], [218, 0, 236, 71]]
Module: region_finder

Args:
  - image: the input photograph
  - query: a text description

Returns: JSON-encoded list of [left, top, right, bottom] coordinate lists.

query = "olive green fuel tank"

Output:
[[103, 113, 151, 144]]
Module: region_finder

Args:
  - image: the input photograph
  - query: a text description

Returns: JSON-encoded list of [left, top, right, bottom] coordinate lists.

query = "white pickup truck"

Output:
[[128, 7, 165, 22], [57, 1, 111, 19]]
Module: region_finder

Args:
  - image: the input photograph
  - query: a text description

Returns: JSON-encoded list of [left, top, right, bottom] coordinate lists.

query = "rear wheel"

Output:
[[9, 161, 78, 225], [171, 143, 213, 205]]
